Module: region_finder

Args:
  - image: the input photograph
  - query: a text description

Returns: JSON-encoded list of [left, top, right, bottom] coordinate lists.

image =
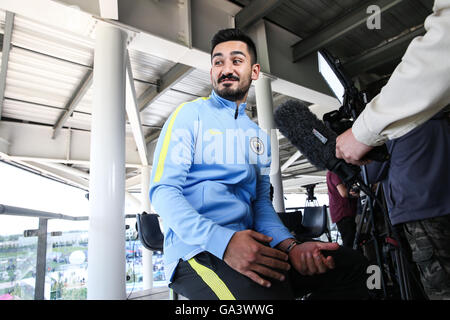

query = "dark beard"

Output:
[[214, 81, 251, 102]]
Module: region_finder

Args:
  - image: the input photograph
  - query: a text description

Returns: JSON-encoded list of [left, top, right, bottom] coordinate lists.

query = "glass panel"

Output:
[[1, 162, 171, 300], [126, 219, 142, 294], [46, 219, 89, 300], [125, 217, 167, 296], [1, 160, 90, 300], [0, 216, 39, 300], [153, 250, 166, 287]]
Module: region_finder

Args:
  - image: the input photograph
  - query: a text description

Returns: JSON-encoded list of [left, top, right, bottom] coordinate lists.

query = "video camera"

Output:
[[317, 49, 390, 162]]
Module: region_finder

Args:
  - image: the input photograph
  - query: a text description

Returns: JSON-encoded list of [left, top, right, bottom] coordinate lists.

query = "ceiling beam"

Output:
[[34, 161, 90, 179], [138, 63, 194, 112], [0, 11, 15, 120], [0, 121, 141, 167], [99, 0, 119, 20], [178, 0, 193, 48], [281, 150, 301, 173], [52, 69, 93, 139], [282, 166, 324, 177], [145, 130, 161, 145], [125, 174, 141, 190], [292, 0, 404, 62], [282, 163, 316, 175], [23, 160, 90, 189], [282, 175, 327, 188], [344, 26, 425, 76], [235, 0, 284, 30], [125, 51, 149, 166], [21, 159, 141, 207]]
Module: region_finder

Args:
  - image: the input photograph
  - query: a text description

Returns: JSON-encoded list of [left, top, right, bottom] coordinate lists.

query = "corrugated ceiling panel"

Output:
[[11, 13, 94, 67], [0, 10, 95, 132], [270, 0, 433, 62], [74, 84, 93, 115], [171, 69, 211, 97], [2, 99, 60, 125], [266, 0, 362, 38], [65, 111, 91, 131], [329, 0, 431, 60], [129, 49, 176, 83], [140, 89, 196, 127], [267, 2, 321, 37], [297, 0, 345, 23], [5, 47, 87, 109], [75, 80, 152, 117]]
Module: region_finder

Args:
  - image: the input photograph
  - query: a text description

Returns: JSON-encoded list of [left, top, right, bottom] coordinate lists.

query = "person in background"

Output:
[[326, 171, 359, 248]]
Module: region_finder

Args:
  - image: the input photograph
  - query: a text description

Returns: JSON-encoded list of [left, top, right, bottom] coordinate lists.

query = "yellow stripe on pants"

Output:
[[188, 258, 236, 300]]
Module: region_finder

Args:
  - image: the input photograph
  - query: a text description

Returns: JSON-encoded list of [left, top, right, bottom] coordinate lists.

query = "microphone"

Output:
[[273, 100, 371, 194]]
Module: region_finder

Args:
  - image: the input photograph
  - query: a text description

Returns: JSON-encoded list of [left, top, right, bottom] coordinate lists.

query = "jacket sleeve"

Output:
[[352, 1, 450, 146], [252, 134, 294, 247], [149, 102, 235, 260]]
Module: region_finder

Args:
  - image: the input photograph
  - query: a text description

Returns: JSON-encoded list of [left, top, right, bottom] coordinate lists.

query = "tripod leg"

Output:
[[400, 252, 412, 299], [390, 226, 422, 300], [360, 166, 389, 299], [353, 199, 368, 250], [392, 248, 407, 299]]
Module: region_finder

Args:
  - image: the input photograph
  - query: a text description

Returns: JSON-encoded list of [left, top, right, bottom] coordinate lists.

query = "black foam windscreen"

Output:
[[274, 100, 379, 199], [273, 100, 337, 170]]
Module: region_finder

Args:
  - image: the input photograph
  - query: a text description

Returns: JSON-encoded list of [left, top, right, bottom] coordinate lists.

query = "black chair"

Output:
[[277, 211, 307, 236], [135, 212, 179, 300], [299, 205, 332, 242], [136, 212, 164, 252]]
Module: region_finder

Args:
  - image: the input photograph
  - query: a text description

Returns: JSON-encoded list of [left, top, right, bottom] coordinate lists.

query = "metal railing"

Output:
[[0, 204, 136, 300]]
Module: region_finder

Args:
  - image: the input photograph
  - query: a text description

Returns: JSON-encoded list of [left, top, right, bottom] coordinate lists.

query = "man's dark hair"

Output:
[[211, 28, 258, 65]]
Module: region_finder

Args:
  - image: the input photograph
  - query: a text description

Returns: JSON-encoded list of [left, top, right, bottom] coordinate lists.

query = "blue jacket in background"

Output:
[[149, 90, 293, 282]]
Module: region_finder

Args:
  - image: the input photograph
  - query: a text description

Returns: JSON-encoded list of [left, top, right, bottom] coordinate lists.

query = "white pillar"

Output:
[[140, 165, 154, 290], [88, 23, 127, 300], [255, 75, 286, 213]]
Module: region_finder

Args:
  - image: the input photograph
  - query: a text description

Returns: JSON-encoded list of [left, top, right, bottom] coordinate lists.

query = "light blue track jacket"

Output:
[[149, 90, 293, 282]]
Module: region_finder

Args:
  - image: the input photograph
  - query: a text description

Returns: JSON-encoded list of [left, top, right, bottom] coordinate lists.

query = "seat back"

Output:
[[136, 212, 164, 252], [301, 205, 328, 238], [136, 212, 181, 300], [277, 211, 306, 236]]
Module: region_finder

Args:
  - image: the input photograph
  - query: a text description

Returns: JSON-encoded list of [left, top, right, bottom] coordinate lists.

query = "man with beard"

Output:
[[149, 28, 369, 300]]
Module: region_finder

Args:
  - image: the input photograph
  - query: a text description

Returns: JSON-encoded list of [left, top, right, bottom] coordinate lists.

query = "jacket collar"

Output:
[[210, 90, 247, 116]]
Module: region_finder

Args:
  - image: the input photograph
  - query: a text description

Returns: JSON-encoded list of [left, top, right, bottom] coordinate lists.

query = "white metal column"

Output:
[[88, 23, 127, 300], [140, 165, 154, 290], [255, 75, 286, 213]]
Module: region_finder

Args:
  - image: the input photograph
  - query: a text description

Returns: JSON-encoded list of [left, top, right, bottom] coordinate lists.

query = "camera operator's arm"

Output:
[[335, 183, 359, 199], [336, 1, 450, 165], [336, 183, 350, 198]]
